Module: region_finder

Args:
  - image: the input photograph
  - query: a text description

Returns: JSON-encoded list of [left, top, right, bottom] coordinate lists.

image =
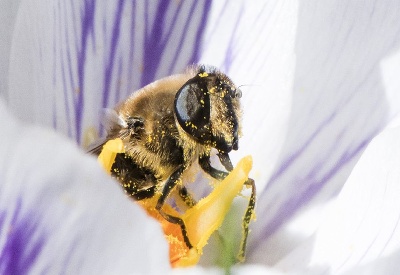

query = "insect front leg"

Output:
[[218, 151, 254, 185], [217, 151, 234, 171], [199, 152, 256, 261], [156, 166, 193, 249], [237, 177, 256, 261], [198, 154, 229, 180]]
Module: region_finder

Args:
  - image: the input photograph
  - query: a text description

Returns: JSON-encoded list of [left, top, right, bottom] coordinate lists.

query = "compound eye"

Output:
[[175, 81, 211, 142]]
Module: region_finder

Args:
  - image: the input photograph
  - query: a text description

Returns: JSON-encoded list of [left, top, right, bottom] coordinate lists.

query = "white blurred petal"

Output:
[[309, 126, 400, 273], [0, 99, 170, 274]]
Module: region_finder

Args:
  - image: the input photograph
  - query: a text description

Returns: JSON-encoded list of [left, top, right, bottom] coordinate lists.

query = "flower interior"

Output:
[[97, 138, 253, 267]]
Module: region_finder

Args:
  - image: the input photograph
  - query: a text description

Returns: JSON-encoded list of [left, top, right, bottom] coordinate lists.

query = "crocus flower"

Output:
[[2, 0, 400, 274]]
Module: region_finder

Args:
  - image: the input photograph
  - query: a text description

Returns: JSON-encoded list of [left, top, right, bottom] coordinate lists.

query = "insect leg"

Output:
[[238, 178, 256, 261], [218, 151, 254, 187], [198, 154, 229, 180], [217, 151, 234, 171], [178, 185, 197, 207], [200, 152, 253, 185], [156, 166, 193, 249], [201, 152, 257, 261]]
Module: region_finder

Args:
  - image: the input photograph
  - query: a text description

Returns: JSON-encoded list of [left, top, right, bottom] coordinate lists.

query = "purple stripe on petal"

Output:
[[61, 60, 73, 138], [52, 7, 58, 87], [204, 0, 230, 47], [160, 3, 184, 51], [140, 1, 211, 86], [52, 101, 57, 129], [166, 1, 194, 74], [0, 199, 45, 274], [141, 1, 172, 86], [61, 239, 80, 274], [127, 2, 137, 95], [50, 2, 68, 137], [62, 3, 77, 139], [249, 130, 377, 255], [102, 0, 125, 110], [0, 212, 5, 233], [52, 7, 59, 133], [188, 0, 212, 65], [114, 57, 124, 105], [265, 112, 337, 189], [236, 3, 276, 76], [76, 0, 96, 143], [221, 8, 243, 72]]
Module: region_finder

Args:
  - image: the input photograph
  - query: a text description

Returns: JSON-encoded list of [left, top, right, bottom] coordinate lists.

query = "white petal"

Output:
[[198, 0, 296, 262], [173, 264, 287, 275], [309, 126, 400, 273], [339, 249, 400, 275], [0, 99, 170, 274], [200, 0, 296, 189], [198, 1, 400, 264], [7, 0, 212, 143]]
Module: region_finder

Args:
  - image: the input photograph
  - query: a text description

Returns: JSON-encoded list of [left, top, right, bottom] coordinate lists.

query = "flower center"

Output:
[[97, 138, 253, 267]]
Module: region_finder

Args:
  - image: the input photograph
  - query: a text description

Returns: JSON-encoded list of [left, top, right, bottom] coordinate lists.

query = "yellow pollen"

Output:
[[97, 138, 125, 174], [198, 72, 209, 77]]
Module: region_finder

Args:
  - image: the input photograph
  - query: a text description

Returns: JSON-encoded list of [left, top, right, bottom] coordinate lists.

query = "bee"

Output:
[[89, 65, 256, 258]]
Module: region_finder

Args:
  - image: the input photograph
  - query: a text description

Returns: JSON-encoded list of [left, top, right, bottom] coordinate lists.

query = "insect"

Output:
[[89, 65, 256, 259]]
